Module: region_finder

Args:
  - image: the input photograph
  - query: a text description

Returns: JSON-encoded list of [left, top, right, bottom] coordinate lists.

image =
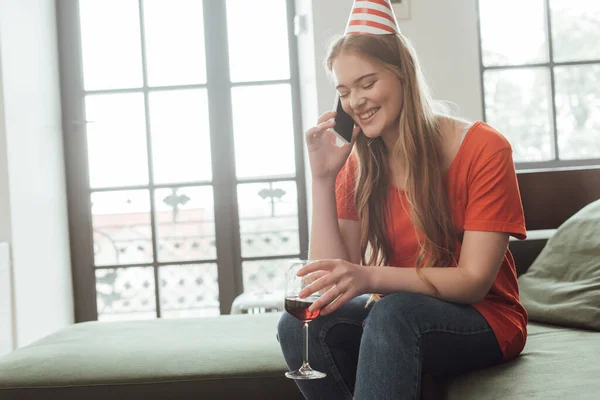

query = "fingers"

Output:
[[308, 280, 353, 315], [298, 272, 335, 299], [308, 284, 342, 312], [321, 291, 353, 315], [301, 270, 328, 285], [297, 260, 334, 277], [305, 119, 335, 144], [317, 111, 336, 124], [316, 119, 336, 133], [306, 112, 336, 144]]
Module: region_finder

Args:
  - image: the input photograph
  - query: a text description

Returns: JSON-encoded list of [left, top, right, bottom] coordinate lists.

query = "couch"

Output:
[[1, 167, 599, 399]]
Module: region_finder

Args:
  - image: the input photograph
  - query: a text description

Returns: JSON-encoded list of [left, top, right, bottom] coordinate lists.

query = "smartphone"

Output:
[[332, 94, 355, 144]]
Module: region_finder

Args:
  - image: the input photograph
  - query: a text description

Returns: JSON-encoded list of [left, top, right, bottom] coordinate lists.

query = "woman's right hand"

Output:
[[305, 111, 361, 182]]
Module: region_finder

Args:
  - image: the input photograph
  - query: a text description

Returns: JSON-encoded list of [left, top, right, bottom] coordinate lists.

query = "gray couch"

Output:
[[0, 293, 599, 399], [1, 167, 599, 399], [0, 312, 301, 400]]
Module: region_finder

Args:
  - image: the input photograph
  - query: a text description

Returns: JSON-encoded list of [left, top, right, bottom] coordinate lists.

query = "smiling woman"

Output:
[[277, 1, 529, 399]]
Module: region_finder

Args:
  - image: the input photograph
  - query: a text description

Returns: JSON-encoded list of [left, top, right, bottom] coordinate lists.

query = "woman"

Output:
[[277, 5, 528, 400]]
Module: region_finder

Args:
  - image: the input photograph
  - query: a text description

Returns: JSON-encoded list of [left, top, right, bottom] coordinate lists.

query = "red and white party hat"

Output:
[[344, 0, 400, 35]]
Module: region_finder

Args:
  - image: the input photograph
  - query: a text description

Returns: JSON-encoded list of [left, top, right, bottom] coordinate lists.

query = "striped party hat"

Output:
[[344, 0, 400, 35]]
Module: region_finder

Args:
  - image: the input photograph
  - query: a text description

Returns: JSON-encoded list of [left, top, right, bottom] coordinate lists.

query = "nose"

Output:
[[350, 92, 366, 112]]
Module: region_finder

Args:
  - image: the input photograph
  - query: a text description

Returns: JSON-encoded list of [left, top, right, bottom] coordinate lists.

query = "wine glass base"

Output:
[[285, 369, 327, 380]]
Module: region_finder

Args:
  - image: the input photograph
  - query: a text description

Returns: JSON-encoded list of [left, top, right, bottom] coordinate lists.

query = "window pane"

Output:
[[92, 190, 153, 266], [149, 89, 212, 183], [550, 0, 600, 62], [231, 84, 296, 178], [96, 267, 156, 321], [555, 65, 600, 160], [243, 259, 289, 293], [154, 186, 216, 262], [86, 93, 149, 188], [79, 0, 143, 90], [226, 0, 290, 82], [484, 68, 554, 162], [159, 264, 219, 318], [142, 0, 207, 86], [479, 0, 548, 66], [238, 181, 299, 258]]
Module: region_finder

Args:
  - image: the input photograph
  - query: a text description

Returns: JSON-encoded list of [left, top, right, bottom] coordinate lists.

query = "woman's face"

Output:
[[332, 51, 403, 141]]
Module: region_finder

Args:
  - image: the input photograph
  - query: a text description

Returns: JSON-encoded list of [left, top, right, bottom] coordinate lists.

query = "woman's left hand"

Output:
[[297, 259, 372, 315]]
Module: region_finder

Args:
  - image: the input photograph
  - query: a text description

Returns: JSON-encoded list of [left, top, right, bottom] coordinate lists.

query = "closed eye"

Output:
[[363, 81, 376, 89]]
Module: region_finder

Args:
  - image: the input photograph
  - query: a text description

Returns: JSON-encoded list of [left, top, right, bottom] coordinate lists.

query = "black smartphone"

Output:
[[332, 94, 355, 144]]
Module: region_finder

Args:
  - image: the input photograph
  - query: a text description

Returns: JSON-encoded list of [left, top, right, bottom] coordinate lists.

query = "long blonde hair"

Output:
[[327, 33, 458, 299]]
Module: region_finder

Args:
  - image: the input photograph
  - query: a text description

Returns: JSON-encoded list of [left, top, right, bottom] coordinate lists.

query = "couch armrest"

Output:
[[508, 230, 555, 276]]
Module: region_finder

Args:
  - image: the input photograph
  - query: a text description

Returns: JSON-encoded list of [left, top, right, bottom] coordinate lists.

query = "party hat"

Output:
[[344, 0, 400, 35]]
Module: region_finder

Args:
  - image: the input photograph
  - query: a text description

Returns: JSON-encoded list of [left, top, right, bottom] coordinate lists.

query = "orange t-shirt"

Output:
[[335, 121, 528, 361]]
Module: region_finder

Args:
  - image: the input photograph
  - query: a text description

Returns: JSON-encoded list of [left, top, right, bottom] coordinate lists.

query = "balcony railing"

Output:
[[94, 215, 297, 320]]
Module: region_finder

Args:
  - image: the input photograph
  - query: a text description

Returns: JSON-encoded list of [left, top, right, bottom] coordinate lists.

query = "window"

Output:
[[477, 0, 600, 168], [57, 0, 307, 321]]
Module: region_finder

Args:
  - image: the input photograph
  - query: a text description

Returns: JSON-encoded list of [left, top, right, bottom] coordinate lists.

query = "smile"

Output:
[[358, 108, 379, 121]]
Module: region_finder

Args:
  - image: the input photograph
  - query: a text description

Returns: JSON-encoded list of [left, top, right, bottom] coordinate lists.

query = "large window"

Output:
[[57, 0, 307, 322], [477, 0, 600, 168]]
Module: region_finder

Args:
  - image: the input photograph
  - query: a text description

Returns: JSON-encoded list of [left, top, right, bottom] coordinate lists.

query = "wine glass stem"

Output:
[[302, 321, 310, 368]]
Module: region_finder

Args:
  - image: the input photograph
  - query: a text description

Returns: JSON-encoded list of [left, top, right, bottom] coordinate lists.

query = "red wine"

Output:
[[285, 296, 320, 322]]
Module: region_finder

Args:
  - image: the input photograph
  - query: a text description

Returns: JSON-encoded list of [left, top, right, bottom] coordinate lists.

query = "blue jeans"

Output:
[[277, 292, 503, 400]]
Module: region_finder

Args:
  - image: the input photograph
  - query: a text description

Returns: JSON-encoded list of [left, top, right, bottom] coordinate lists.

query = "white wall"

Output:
[[397, 0, 483, 120], [0, 55, 11, 243], [0, 0, 74, 350], [295, 0, 484, 224], [0, 242, 14, 356]]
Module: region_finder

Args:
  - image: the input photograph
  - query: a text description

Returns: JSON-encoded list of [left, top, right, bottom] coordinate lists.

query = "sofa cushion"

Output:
[[518, 199, 600, 330], [0, 312, 302, 400], [445, 322, 600, 399]]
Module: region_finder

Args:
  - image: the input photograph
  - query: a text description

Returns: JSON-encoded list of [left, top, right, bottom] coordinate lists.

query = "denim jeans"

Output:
[[277, 292, 503, 400]]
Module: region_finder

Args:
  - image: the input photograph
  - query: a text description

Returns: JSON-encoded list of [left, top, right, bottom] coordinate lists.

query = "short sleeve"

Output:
[[335, 156, 359, 221], [464, 148, 526, 239]]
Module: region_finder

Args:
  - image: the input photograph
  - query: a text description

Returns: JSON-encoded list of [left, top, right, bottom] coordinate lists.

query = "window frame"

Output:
[[475, 0, 600, 171], [56, 0, 308, 322]]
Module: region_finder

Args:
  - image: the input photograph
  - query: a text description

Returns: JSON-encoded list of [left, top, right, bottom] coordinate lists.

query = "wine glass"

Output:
[[284, 260, 327, 380]]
